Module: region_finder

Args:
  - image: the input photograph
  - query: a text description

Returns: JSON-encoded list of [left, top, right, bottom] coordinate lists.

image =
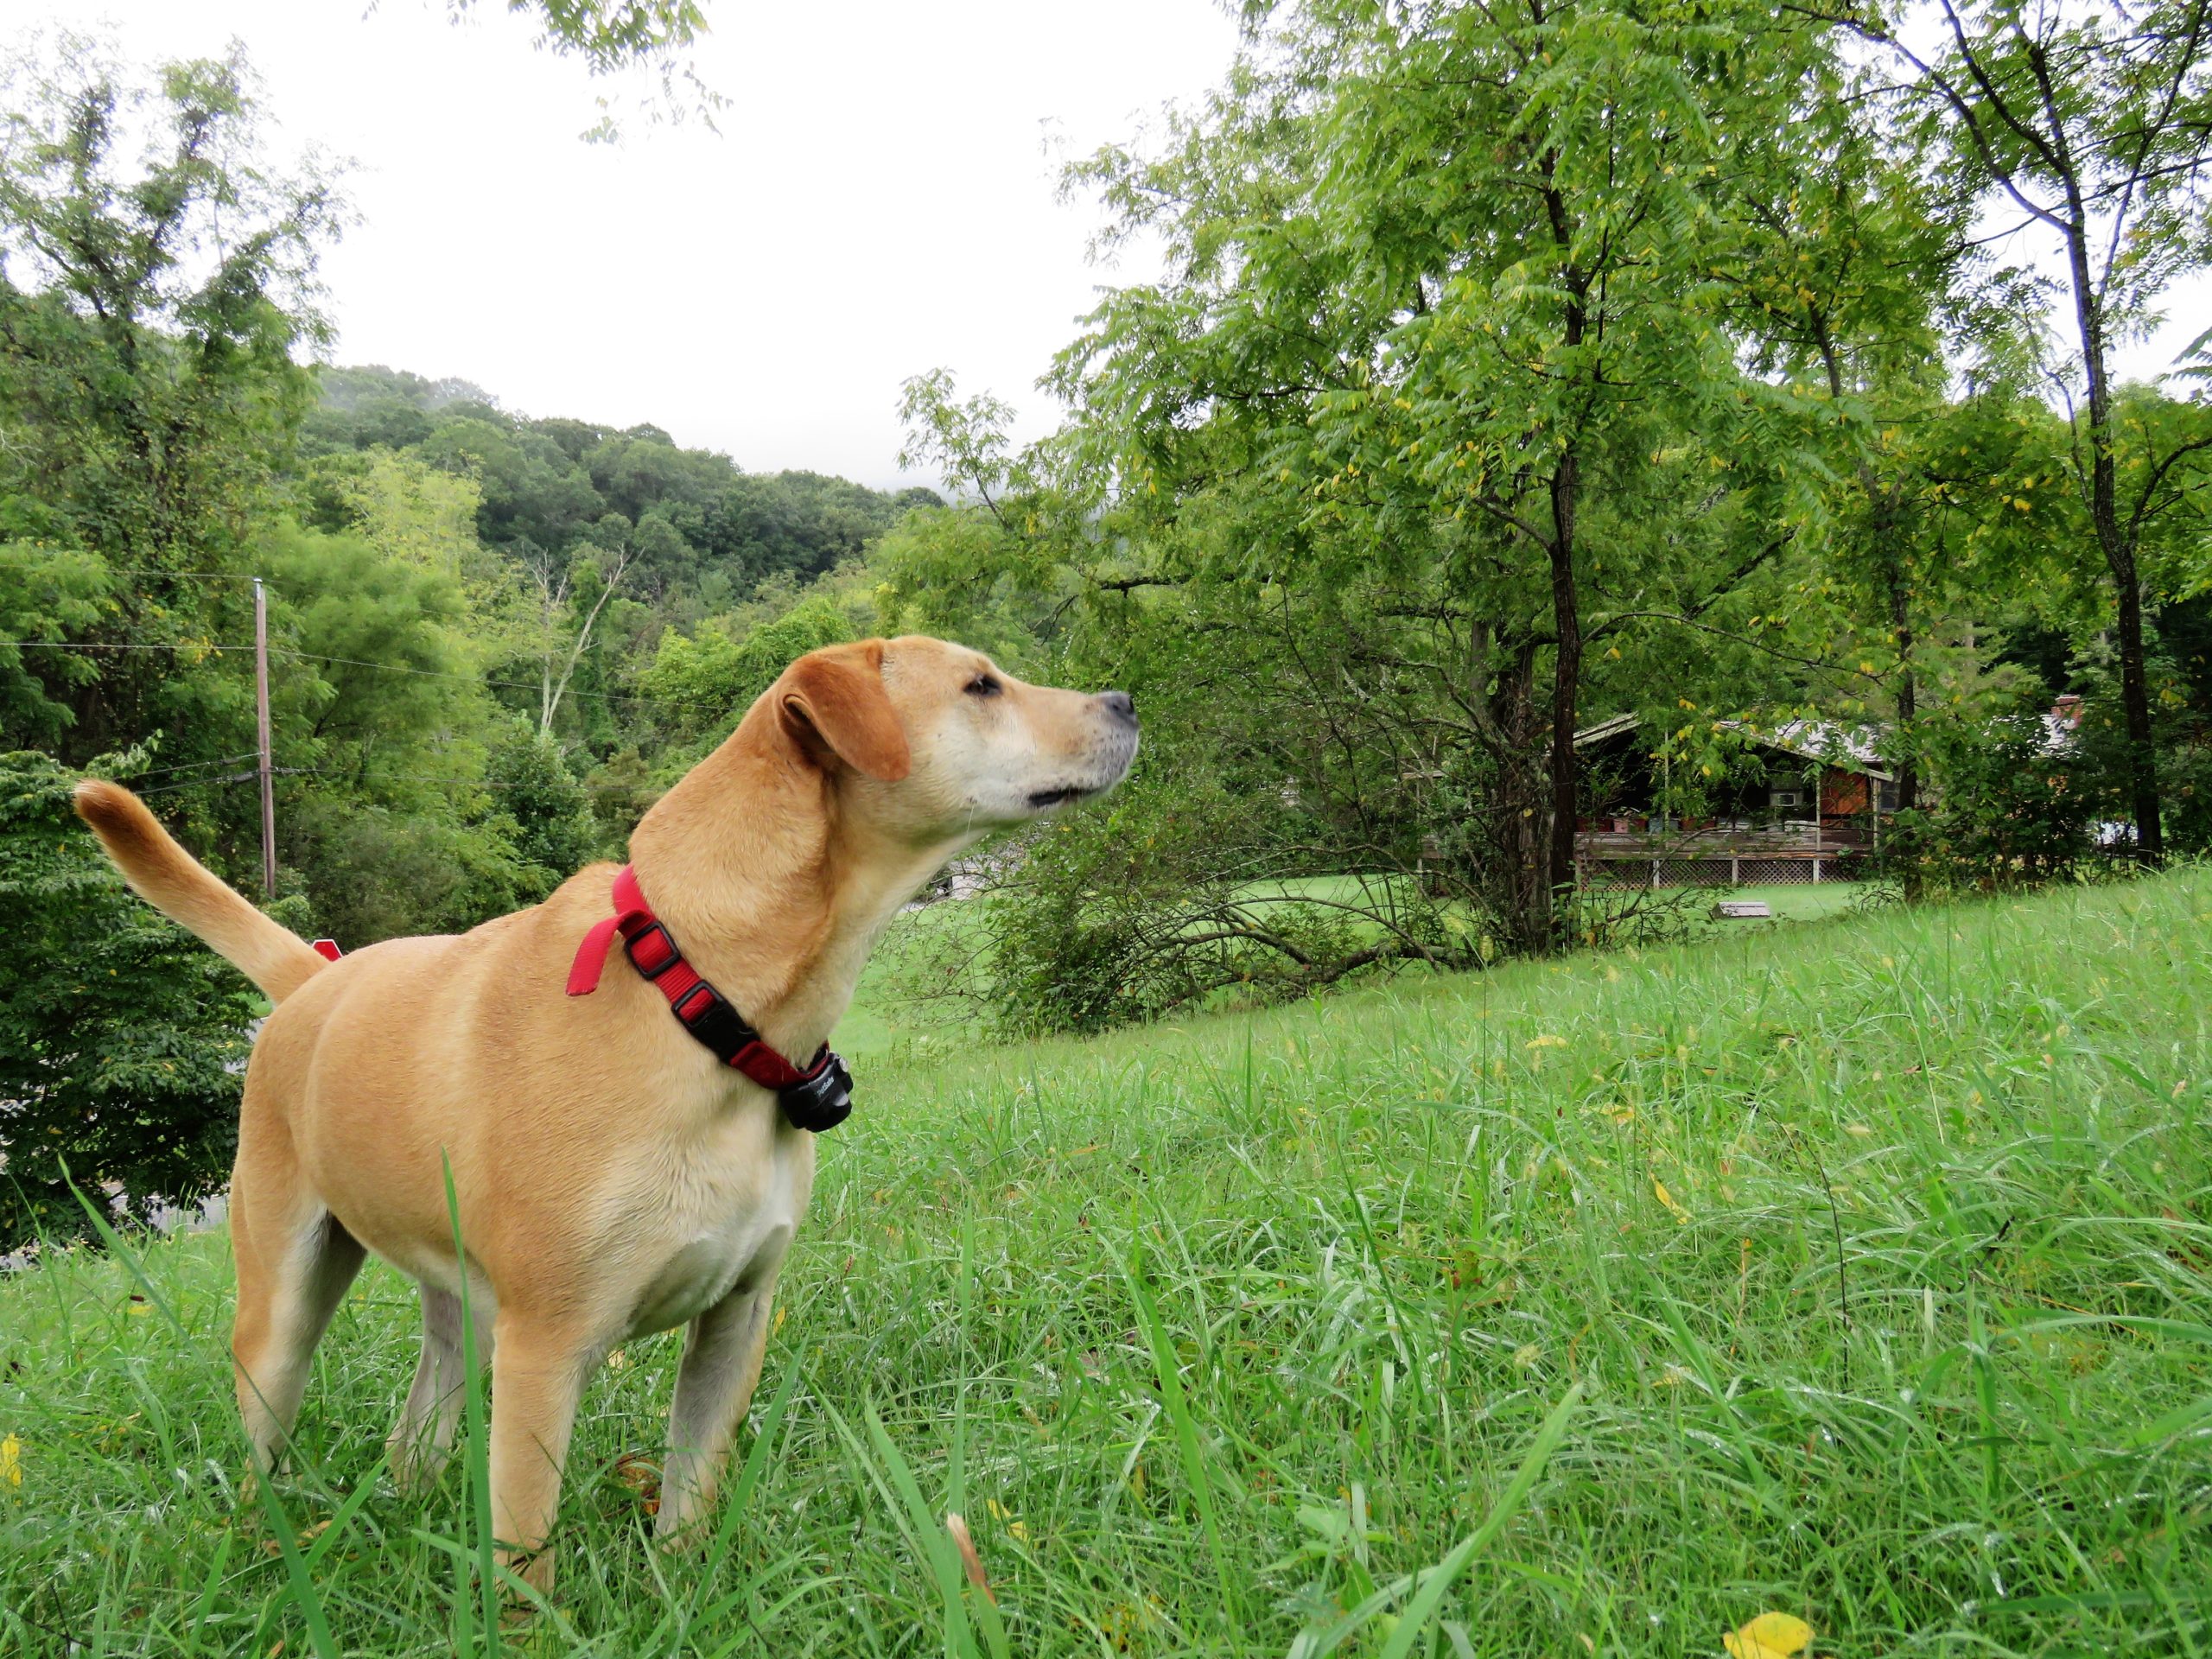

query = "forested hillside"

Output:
[[2, 162, 939, 951], [6, 355, 937, 943]]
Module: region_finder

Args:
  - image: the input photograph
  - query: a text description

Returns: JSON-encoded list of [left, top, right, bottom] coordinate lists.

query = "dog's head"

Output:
[[770, 636, 1137, 845]]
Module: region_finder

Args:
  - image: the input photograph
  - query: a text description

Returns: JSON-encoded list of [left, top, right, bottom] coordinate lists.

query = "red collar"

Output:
[[567, 864, 853, 1132]]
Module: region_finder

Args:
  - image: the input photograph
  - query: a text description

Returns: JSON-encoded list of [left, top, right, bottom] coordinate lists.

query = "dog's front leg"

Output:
[[487, 1313, 595, 1598], [655, 1274, 779, 1542]]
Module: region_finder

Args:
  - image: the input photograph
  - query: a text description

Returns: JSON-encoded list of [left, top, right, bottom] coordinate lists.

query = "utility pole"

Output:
[[254, 576, 276, 899]]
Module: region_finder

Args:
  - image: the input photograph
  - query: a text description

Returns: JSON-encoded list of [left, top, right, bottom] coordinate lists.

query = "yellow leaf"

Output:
[[1526, 1033, 1567, 1049], [1725, 1612, 1813, 1659], [1653, 1179, 1690, 1224], [0, 1433, 21, 1488]]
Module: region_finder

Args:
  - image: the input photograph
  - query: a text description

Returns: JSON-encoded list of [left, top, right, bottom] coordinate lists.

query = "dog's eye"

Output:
[[965, 674, 1001, 698]]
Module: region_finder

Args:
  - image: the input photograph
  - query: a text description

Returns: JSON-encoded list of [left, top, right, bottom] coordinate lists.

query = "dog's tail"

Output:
[[73, 779, 329, 1004]]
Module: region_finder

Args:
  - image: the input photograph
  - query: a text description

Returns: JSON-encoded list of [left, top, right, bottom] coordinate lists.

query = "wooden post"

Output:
[[254, 577, 276, 900], [1809, 813, 1824, 887]]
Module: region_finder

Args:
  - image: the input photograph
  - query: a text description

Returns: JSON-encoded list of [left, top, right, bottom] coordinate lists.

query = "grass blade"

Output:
[[65, 1166, 340, 1659], [1375, 1381, 1585, 1659], [1124, 1242, 1242, 1640]]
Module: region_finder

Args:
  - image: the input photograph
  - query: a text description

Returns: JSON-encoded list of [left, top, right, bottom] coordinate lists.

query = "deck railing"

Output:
[[1574, 820, 1873, 887], [1579, 849, 1866, 888]]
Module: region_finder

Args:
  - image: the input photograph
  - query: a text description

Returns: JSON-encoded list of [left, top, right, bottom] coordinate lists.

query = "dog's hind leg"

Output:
[[655, 1274, 780, 1542], [229, 1178, 365, 1484], [388, 1285, 477, 1491]]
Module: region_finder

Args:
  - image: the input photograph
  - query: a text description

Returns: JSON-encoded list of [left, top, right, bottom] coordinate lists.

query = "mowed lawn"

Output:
[[3, 874, 2209, 1656]]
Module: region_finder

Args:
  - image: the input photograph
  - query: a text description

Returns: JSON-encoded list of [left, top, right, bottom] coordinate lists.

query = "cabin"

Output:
[[1572, 715, 1898, 887]]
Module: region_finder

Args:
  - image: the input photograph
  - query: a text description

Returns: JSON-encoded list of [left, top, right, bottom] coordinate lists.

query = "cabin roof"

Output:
[[1573, 713, 1897, 784]]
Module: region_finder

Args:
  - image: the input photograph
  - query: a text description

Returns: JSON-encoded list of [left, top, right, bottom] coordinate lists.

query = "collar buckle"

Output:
[[778, 1049, 854, 1134]]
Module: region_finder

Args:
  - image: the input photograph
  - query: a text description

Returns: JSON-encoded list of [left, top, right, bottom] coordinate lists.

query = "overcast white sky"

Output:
[[18, 0, 1243, 487], [10, 2, 2207, 491]]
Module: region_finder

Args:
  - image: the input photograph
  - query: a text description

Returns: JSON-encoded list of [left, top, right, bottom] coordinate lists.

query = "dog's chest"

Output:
[[620, 1124, 811, 1338]]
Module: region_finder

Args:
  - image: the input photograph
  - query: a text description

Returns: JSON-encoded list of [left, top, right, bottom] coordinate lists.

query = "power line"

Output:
[[135, 751, 264, 779], [129, 765, 653, 798], [136, 770, 261, 798], [10, 640, 254, 653], [9, 639, 713, 709], [261, 647, 704, 708], [106, 569, 264, 582], [276, 766, 651, 794]]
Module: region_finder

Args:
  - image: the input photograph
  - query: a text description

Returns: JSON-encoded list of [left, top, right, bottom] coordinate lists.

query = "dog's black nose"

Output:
[[1100, 690, 1136, 725]]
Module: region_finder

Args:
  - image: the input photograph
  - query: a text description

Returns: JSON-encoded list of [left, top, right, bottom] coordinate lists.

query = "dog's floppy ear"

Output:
[[778, 642, 912, 782]]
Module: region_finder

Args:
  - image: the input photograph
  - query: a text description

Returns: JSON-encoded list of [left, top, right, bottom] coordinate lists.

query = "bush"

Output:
[[483, 724, 606, 893], [1889, 698, 2116, 892], [2164, 736, 2212, 857], [0, 752, 264, 1251], [283, 792, 532, 947], [906, 768, 1482, 1038]]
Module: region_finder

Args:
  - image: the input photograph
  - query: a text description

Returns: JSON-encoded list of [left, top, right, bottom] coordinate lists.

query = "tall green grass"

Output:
[[3, 871, 2209, 1655]]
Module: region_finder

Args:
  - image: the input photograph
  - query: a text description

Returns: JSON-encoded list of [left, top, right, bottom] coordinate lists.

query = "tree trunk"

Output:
[[1881, 537, 1922, 899], [1491, 645, 1552, 955], [2110, 565, 2159, 859], [1533, 149, 1590, 943], [1546, 454, 1581, 931], [2062, 207, 2161, 860]]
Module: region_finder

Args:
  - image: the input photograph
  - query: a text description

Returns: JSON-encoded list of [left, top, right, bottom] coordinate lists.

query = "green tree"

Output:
[[1050, 0, 1822, 947], [0, 35, 340, 874], [635, 593, 854, 742], [1722, 69, 1966, 838], [0, 546, 111, 744], [448, 0, 723, 139], [0, 750, 264, 1250], [1818, 0, 2212, 861], [482, 724, 604, 890]]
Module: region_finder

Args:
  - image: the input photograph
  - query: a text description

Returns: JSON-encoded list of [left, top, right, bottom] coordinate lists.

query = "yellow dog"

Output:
[[76, 637, 1137, 1592]]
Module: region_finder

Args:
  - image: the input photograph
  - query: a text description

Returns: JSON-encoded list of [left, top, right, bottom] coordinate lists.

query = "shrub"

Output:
[[283, 792, 533, 946], [905, 767, 1483, 1038], [1890, 698, 2116, 891], [483, 723, 606, 893], [2164, 736, 2212, 856]]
